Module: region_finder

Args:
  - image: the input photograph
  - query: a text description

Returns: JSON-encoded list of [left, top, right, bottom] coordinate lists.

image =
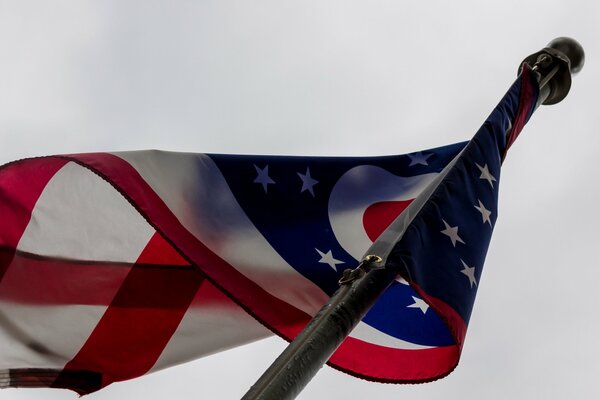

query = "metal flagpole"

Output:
[[241, 37, 584, 400]]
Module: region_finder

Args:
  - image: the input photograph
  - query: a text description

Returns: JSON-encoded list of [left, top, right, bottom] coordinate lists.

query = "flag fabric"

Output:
[[0, 66, 538, 394]]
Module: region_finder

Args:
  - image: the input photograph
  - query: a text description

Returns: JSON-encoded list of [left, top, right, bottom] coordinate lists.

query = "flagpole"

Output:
[[241, 37, 584, 400]]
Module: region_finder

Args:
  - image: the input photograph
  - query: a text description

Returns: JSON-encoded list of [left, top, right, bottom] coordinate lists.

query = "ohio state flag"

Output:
[[0, 66, 538, 394]]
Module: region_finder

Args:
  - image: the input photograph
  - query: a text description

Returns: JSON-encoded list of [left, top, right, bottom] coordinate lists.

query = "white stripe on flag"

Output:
[[0, 304, 108, 370], [150, 305, 270, 373], [17, 162, 155, 262], [350, 321, 432, 350]]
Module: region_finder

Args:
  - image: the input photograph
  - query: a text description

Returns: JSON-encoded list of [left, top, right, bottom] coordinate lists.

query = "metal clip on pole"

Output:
[[242, 254, 395, 400]]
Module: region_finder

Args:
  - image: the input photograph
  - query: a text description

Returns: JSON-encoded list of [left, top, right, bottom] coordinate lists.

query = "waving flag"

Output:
[[0, 66, 538, 394]]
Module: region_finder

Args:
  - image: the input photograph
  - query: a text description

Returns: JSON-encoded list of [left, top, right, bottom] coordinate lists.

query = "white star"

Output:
[[407, 296, 429, 314], [440, 219, 465, 247], [460, 259, 477, 288], [474, 199, 492, 226], [254, 164, 275, 193], [407, 152, 433, 166], [476, 163, 497, 188], [297, 167, 318, 197], [395, 276, 409, 285], [316, 249, 344, 271]]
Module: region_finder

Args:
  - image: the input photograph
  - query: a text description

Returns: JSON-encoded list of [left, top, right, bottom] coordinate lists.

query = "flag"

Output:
[[0, 66, 538, 394]]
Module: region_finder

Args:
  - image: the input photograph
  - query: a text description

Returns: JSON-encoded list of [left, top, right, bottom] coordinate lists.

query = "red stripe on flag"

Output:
[[56, 233, 204, 392], [0, 157, 68, 282], [0, 246, 242, 309], [329, 337, 458, 383], [135, 229, 190, 266], [0, 247, 130, 306]]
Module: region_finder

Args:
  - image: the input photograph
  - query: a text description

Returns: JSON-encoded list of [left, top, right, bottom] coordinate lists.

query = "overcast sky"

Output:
[[1, 1, 599, 399]]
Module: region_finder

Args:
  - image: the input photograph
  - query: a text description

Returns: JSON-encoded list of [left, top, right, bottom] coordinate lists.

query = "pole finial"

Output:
[[521, 37, 584, 105], [547, 37, 585, 74]]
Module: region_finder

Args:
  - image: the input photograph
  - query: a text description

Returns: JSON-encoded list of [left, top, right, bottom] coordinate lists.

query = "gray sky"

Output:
[[1, 1, 599, 398]]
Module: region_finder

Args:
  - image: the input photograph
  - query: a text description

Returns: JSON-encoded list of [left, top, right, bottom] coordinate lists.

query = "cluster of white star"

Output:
[[440, 162, 496, 289], [253, 164, 318, 196], [254, 164, 358, 306], [268, 153, 494, 317]]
